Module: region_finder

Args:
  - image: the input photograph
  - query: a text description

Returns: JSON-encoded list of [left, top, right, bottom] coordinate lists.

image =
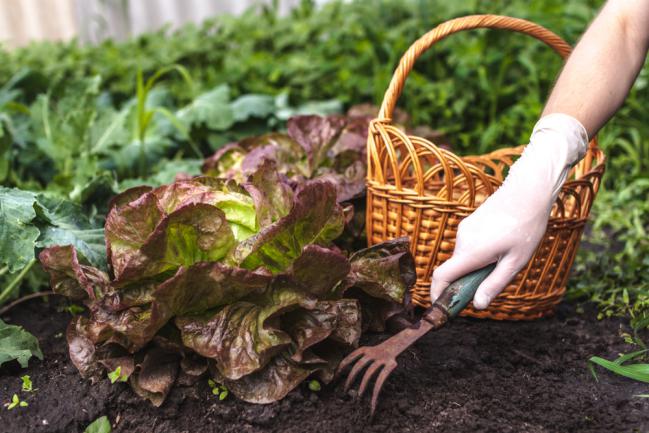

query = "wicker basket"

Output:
[[366, 15, 606, 320]]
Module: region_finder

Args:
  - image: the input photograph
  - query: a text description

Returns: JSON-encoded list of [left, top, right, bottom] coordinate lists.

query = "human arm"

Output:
[[430, 0, 649, 309], [543, 0, 649, 136]]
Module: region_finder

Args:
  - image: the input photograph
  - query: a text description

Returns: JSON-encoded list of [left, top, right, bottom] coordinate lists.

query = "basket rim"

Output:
[[366, 131, 606, 197]]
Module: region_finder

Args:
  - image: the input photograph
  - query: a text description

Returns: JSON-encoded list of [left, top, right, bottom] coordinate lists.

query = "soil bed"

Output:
[[1, 298, 648, 433]]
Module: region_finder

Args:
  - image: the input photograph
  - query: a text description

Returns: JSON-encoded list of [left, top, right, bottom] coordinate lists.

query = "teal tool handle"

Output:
[[432, 263, 497, 317]]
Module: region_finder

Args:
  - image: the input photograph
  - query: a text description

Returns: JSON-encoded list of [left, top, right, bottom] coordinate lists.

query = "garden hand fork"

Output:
[[337, 263, 496, 416]]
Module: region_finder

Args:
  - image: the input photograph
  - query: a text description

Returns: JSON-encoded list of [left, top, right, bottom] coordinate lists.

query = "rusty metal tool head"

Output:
[[336, 263, 496, 416]]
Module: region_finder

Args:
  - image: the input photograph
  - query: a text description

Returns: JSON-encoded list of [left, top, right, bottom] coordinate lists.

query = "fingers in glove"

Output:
[[472, 257, 522, 310], [430, 253, 491, 302]]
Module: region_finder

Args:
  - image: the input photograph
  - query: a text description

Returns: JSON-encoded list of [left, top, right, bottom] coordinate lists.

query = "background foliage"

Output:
[[0, 0, 647, 337]]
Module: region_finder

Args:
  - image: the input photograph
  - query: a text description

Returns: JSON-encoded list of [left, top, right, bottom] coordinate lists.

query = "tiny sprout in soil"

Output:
[[308, 380, 321, 392], [208, 379, 229, 401], [5, 394, 28, 410], [107, 367, 128, 384], [21, 375, 33, 392]]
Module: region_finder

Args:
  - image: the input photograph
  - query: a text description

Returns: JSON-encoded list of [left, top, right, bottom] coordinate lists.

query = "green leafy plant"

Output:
[[84, 416, 111, 433], [0, 319, 43, 368], [308, 379, 321, 392], [4, 394, 28, 410], [570, 178, 649, 335], [208, 379, 229, 401], [39, 163, 415, 405], [0, 188, 105, 305], [133, 65, 196, 177], [202, 114, 369, 203], [107, 366, 129, 384], [21, 375, 33, 392], [589, 349, 649, 383]]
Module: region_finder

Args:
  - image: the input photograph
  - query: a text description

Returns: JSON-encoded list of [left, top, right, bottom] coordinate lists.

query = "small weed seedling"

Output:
[[208, 379, 229, 401], [4, 394, 28, 410], [308, 380, 321, 392], [21, 375, 34, 392], [107, 367, 128, 384]]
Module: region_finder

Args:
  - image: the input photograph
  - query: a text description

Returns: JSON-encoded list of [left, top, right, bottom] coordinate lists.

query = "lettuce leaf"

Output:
[[232, 180, 344, 272], [38, 245, 110, 300], [347, 237, 417, 303], [215, 353, 319, 404], [115, 203, 235, 284], [288, 245, 350, 297], [243, 159, 293, 228], [286, 115, 346, 176], [176, 286, 314, 381]]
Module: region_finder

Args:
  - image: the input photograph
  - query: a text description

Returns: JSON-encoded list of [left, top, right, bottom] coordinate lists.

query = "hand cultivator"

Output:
[[337, 263, 496, 416]]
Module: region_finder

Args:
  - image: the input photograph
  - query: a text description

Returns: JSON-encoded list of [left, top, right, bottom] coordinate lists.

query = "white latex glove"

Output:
[[429, 113, 589, 309]]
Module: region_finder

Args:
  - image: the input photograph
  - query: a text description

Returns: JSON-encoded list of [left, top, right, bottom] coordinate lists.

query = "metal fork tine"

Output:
[[370, 362, 397, 416], [335, 348, 365, 379], [357, 362, 383, 398], [344, 355, 372, 392]]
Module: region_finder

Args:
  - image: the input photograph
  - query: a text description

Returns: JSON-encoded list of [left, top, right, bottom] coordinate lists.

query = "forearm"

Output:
[[542, 0, 649, 137]]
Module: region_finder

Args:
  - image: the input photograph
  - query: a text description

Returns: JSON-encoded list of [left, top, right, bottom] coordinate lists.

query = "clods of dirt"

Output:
[[1, 298, 648, 433]]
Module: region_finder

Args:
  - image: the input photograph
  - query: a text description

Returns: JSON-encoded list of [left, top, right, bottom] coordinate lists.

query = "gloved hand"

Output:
[[429, 113, 589, 309]]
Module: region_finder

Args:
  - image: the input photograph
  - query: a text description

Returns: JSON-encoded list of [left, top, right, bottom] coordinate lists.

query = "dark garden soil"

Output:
[[2, 298, 648, 433]]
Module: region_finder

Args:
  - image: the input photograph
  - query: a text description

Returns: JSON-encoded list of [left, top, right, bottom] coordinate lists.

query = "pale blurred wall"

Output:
[[0, 0, 323, 49], [0, 0, 78, 48]]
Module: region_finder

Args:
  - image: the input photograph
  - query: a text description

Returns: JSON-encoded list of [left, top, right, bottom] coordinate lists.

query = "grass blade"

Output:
[[589, 355, 649, 383]]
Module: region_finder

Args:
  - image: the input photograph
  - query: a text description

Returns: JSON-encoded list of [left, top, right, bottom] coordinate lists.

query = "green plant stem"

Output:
[[0, 259, 37, 305], [138, 139, 147, 178], [0, 265, 9, 278]]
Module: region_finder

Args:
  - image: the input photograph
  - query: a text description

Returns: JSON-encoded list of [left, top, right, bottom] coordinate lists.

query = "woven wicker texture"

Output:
[[366, 15, 606, 320]]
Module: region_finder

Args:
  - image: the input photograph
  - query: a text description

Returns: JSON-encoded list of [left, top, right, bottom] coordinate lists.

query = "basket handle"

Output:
[[378, 14, 572, 120]]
